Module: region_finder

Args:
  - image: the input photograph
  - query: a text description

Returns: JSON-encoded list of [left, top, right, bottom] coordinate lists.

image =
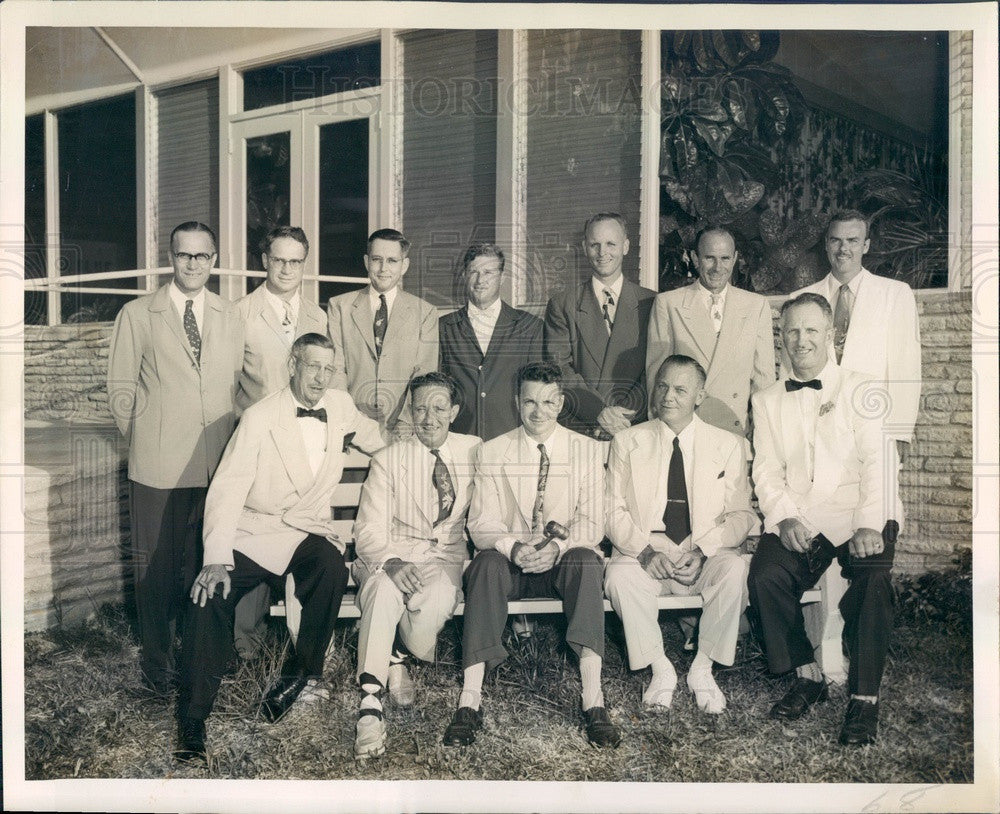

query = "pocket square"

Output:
[[717, 470, 725, 479], [342, 432, 357, 453]]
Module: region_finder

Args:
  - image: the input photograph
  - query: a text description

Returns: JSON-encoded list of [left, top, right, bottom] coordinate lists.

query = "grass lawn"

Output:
[[23, 587, 973, 785]]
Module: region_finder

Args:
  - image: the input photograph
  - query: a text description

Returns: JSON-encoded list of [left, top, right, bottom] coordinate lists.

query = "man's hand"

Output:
[[639, 550, 674, 581], [384, 558, 424, 594], [191, 564, 231, 607], [849, 527, 884, 559], [597, 406, 635, 437], [671, 550, 705, 586], [516, 540, 559, 574], [778, 517, 813, 554]]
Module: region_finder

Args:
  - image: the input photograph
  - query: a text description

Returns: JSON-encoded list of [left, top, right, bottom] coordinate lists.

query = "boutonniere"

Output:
[[819, 401, 835, 417]]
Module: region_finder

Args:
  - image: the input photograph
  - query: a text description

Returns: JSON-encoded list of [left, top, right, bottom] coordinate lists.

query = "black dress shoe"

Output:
[[583, 706, 621, 748], [260, 675, 309, 723], [173, 717, 207, 764], [442, 706, 483, 746], [839, 698, 879, 746], [769, 677, 829, 720]]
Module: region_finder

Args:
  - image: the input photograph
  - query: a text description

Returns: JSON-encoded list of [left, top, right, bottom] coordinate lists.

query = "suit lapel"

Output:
[[841, 269, 879, 361], [603, 281, 638, 377], [296, 303, 327, 337], [677, 284, 718, 364], [457, 306, 485, 358], [483, 303, 513, 359], [502, 435, 534, 529], [271, 390, 317, 497], [255, 288, 290, 345], [350, 289, 377, 358], [689, 419, 718, 537], [400, 438, 434, 526], [810, 368, 845, 500], [708, 290, 749, 386], [780, 388, 811, 493], [627, 425, 659, 529], [382, 290, 412, 354], [151, 285, 199, 367], [576, 283, 610, 370]]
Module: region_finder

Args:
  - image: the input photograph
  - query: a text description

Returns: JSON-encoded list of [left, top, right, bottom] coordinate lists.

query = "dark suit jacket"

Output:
[[439, 301, 543, 441], [543, 278, 656, 436]]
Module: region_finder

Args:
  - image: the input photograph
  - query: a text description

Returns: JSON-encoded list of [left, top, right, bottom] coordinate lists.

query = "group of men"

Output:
[[107, 208, 920, 766]]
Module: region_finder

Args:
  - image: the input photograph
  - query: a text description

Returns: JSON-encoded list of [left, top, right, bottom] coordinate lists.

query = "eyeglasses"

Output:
[[267, 257, 305, 271], [300, 362, 336, 378], [174, 252, 214, 267]]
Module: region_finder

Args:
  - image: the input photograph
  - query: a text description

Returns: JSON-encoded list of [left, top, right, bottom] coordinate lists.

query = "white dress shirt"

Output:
[[368, 285, 399, 318], [825, 271, 863, 316], [291, 393, 328, 476], [263, 286, 300, 341], [168, 282, 206, 331], [591, 274, 624, 326], [698, 281, 728, 335], [467, 298, 503, 354]]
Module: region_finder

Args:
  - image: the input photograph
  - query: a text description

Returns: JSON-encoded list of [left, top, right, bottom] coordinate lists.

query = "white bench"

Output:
[[269, 449, 848, 683]]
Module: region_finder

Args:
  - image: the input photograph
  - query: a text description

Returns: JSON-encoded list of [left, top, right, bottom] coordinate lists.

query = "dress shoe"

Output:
[[687, 668, 726, 714], [354, 713, 387, 759], [442, 706, 483, 746], [388, 662, 415, 707], [173, 717, 207, 765], [769, 676, 829, 721], [839, 698, 879, 746], [583, 706, 621, 748], [260, 675, 309, 723]]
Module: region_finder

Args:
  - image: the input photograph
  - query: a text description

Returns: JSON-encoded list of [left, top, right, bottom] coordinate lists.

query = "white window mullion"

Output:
[[497, 29, 527, 308], [640, 31, 662, 292], [219, 65, 244, 300], [137, 85, 157, 290], [43, 110, 60, 326]]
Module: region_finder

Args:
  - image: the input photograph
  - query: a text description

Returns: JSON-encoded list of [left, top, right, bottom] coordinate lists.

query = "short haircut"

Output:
[[409, 371, 460, 405], [262, 225, 309, 256], [517, 361, 563, 395], [461, 242, 505, 275], [780, 291, 834, 325], [655, 354, 707, 388], [170, 221, 217, 253], [290, 332, 335, 361], [693, 225, 736, 255], [367, 228, 410, 257], [583, 212, 627, 239], [827, 208, 870, 239]]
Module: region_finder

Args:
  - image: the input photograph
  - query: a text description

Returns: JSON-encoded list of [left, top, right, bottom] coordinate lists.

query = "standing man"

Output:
[[327, 228, 438, 438], [749, 293, 900, 746], [352, 372, 481, 758], [605, 355, 757, 714], [544, 213, 656, 440], [439, 243, 544, 441], [791, 209, 921, 458], [646, 226, 775, 437], [175, 334, 384, 763], [107, 221, 244, 696], [442, 362, 621, 749]]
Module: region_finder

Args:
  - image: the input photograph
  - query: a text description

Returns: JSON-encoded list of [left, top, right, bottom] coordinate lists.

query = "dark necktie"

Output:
[[785, 379, 822, 392], [296, 407, 327, 422], [373, 294, 388, 358], [833, 283, 853, 363], [531, 443, 550, 534], [602, 289, 615, 335], [663, 436, 691, 545], [431, 448, 455, 525], [183, 299, 201, 364]]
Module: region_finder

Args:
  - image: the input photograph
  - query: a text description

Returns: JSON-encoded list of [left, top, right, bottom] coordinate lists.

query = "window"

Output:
[[24, 114, 46, 326]]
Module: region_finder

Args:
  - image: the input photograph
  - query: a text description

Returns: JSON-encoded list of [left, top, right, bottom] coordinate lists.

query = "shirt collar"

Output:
[[169, 280, 206, 309], [827, 269, 864, 298], [262, 284, 300, 315], [591, 274, 624, 303], [519, 423, 562, 451], [291, 391, 327, 412], [657, 414, 697, 445], [697, 280, 728, 302], [788, 359, 836, 386], [467, 298, 503, 320], [369, 285, 398, 313]]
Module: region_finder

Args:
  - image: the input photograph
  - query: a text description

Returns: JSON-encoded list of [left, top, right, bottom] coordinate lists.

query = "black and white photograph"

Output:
[[1, 1, 997, 812]]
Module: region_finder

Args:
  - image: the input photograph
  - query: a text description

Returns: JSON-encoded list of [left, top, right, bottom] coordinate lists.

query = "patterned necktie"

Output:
[[431, 449, 455, 525], [183, 299, 201, 364], [531, 443, 550, 534], [602, 289, 615, 335], [373, 294, 388, 358], [710, 294, 723, 335], [663, 437, 691, 545], [833, 283, 853, 363], [281, 300, 294, 342]]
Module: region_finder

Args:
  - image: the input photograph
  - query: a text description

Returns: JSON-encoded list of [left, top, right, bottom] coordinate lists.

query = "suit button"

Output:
[[733, 393, 738, 398], [481, 392, 486, 398], [478, 365, 483, 371]]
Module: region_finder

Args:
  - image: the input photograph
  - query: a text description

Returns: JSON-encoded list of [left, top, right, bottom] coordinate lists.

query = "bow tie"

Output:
[[296, 406, 327, 422], [785, 379, 822, 392]]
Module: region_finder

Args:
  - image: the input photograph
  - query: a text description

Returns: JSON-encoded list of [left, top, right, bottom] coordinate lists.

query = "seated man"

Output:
[[442, 362, 621, 749], [352, 372, 481, 758], [605, 355, 756, 713], [174, 333, 384, 763], [749, 293, 899, 746]]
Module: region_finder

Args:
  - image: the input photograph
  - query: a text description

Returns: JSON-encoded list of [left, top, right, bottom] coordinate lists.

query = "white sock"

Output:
[[579, 648, 604, 710], [650, 654, 676, 680], [459, 662, 485, 711], [851, 694, 878, 703], [690, 651, 713, 672], [796, 662, 823, 683]]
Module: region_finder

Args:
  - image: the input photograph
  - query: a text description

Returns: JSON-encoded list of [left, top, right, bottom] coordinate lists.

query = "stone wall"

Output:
[[25, 323, 113, 423]]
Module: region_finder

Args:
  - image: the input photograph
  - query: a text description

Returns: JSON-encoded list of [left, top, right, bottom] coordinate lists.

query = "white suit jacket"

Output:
[[467, 425, 605, 561], [751, 363, 902, 546], [646, 283, 775, 436], [235, 284, 329, 414], [606, 416, 757, 559], [354, 432, 482, 571], [202, 387, 384, 574], [790, 268, 921, 442]]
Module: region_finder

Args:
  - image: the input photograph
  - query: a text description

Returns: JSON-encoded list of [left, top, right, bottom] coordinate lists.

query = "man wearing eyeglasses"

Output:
[[107, 221, 245, 698], [174, 333, 384, 764]]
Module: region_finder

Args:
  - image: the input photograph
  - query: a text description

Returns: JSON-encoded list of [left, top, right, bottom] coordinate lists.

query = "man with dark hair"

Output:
[[174, 333, 384, 763], [442, 361, 621, 749], [439, 243, 544, 440], [544, 213, 656, 440], [327, 228, 438, 438], [351, 370, 481, 758], [107, 220, 244, 696], [749, 293, 900, 746], [605, 354, 756, 714], [646, 225, 775, 437]]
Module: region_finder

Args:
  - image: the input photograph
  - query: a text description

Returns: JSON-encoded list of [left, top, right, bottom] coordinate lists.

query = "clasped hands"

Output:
[[778, 517, 883, 559], [512, 538, 559, 574], [639, 546, 704, 586]]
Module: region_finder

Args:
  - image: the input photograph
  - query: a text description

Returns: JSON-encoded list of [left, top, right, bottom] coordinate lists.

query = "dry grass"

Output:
[[24, 602, 973, 783]]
